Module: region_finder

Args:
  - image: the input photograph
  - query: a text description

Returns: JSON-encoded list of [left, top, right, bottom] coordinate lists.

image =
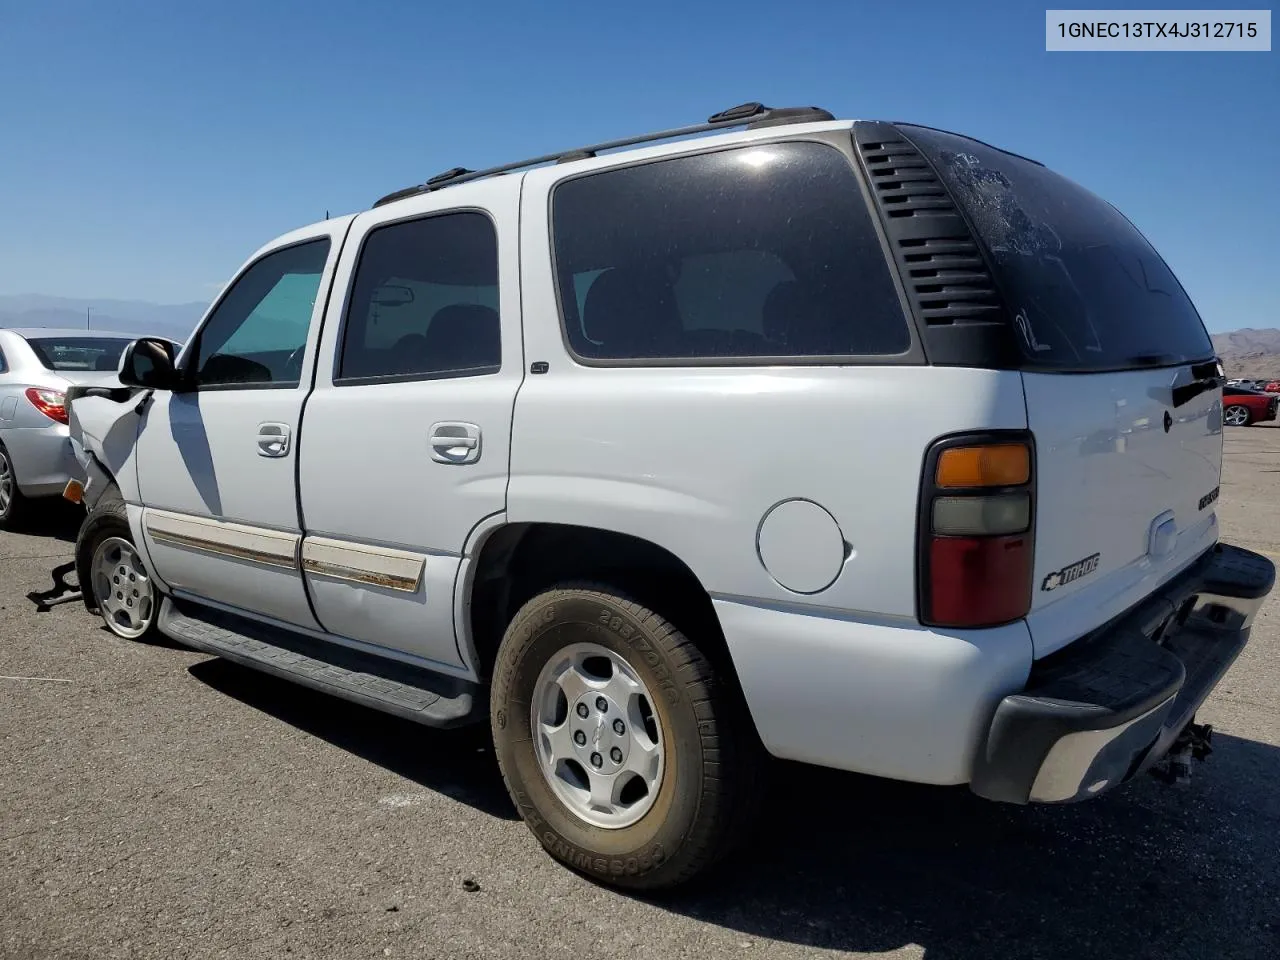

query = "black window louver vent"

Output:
[[854, 123, 1004, 330]]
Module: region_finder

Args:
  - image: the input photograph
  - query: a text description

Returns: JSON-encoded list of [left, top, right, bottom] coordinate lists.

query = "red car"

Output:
[[1263, 381, 1280, 393], [1223, 386, 1278, 426]]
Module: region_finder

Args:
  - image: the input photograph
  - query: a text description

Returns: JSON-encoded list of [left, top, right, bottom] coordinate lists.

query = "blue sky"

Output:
[[0, 0, 1275, 331]]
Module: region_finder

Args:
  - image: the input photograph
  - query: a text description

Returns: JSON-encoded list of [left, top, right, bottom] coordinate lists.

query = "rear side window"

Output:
[[338, 212, 500, 383], [552, 142, 910, 362], [26, 337, 130, 372], [901, 125, 1213, 371]]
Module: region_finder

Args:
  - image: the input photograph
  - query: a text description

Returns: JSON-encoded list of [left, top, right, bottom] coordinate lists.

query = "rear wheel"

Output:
[[0, 441, 32, 530], [76, 492, 160, 641], [490, 583, 761, 890], [1224, 404, 1252, 427]]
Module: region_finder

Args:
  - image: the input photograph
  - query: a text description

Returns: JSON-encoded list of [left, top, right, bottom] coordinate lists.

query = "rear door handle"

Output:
[[257, 422, 291, 458], [429, 422, 481, 464]]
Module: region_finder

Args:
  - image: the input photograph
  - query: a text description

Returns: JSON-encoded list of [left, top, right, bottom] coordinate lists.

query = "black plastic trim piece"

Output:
[[333, 364, 501, 388], [427, 166, 474, 186], [186, 380, 300, 393], [915, 429, 1037, 628], [65, 384, 139, 405], [161, 598, 481, 728], [746, 106, 836, 129], [707, 101, 768, 123], [852, 122, 1019, 369]]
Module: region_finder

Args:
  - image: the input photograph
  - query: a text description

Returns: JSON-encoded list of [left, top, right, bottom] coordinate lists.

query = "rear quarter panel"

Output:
[[511, 165, 1030, 621]]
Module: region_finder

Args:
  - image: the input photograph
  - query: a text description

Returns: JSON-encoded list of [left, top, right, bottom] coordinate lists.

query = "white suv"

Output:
[[66, 102, 1274, 889]]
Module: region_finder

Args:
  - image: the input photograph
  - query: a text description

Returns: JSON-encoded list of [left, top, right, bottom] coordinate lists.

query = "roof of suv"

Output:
[[371, 102, 842, 209]]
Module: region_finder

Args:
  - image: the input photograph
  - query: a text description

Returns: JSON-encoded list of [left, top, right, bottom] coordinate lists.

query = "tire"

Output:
[[1224, 404, 1252, 427], [75, 489, 161, 641], [490, 583, 762, 890], [0, 440, 32, 530]]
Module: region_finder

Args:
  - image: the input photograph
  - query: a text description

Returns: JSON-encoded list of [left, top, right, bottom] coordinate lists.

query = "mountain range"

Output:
[[1211, 328, 1280, 380], [0, 294, 205, 342]]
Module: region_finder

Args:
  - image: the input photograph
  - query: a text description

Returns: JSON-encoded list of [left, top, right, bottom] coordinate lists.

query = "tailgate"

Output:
[[896, 124, 1223, 657], [1023, 369, 1222, 655]]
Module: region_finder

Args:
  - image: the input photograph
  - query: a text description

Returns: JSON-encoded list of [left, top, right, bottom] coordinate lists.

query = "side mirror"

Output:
[[119, 337, 179, 390]]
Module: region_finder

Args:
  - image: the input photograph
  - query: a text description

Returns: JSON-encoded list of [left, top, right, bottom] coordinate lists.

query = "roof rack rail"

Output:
[[372, 101, 835, 208]]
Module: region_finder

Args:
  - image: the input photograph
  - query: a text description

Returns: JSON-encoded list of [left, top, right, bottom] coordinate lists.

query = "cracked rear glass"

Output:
[[901, 125, 1213, 371]]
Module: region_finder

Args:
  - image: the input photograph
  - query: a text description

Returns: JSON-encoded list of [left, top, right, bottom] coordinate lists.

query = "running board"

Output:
[[159, 598, 481, 728]]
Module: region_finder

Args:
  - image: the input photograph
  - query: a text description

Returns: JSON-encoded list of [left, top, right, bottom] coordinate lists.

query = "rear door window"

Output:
[[900, 124, 1213, 371], [551, 141, 911, 362], [338, 212, 500, 382]]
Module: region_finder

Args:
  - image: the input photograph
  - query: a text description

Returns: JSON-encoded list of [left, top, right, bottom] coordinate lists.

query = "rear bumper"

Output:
[[971, 542, 1274, 804], [0, 424, 75, 497]]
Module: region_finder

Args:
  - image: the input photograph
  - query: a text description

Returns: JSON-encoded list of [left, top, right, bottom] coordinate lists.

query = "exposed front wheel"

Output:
[[1224, 404, 1252, 427], [490, 583, 761, 890], [76, 493, 160, 641]]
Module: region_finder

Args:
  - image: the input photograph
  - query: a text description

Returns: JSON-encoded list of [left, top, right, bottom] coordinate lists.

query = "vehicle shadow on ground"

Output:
[[181, 655, 1280, 958], [18, 502, 81, 543], [186, 657, 518, 821], [659, 738, 1280, 959]]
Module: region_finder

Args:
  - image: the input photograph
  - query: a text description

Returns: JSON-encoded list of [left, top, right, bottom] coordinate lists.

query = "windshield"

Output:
[[900, 125, 1214, 372], [26, 336, 131, 372]]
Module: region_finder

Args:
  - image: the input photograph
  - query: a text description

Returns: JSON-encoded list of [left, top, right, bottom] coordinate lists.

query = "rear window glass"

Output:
[[551, 141, 911, 362], [901, 125, 1213, 371], [26, 337, 130, 372]]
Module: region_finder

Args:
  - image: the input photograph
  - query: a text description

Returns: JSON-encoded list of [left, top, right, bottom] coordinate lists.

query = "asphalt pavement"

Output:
[[2, 429, 1279, 960]]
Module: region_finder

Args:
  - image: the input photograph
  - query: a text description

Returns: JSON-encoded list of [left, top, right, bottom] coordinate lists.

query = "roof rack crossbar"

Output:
[[372, 102, 834, 207]]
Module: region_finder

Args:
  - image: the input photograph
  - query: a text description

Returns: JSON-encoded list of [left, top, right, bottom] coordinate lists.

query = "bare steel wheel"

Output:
[[91, 536, 156, 639], [532, 641, 664, 829], [1224, 404, 1251, 427]]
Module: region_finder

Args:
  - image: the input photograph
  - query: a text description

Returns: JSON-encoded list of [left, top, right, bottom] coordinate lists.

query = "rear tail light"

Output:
[[934, 444, 1030, 488], [919, 433, 1035, 628], [24, 387, 68, 425]]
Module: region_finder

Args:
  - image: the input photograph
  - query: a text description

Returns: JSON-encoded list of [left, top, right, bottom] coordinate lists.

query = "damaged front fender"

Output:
[[65, 384, 147, 508]]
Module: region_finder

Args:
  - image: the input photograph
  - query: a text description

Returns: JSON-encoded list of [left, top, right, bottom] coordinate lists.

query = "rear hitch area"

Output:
[[970, 543, 1272, 805], [1149, 719, 1214, 787]]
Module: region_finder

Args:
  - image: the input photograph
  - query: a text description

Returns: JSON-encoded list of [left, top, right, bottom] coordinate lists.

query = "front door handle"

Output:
[[429, 422, 481, 464], [257, 422, 291, 458]]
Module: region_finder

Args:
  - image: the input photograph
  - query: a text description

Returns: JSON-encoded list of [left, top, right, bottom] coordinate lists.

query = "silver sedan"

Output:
[[0, 328, 155, 528]]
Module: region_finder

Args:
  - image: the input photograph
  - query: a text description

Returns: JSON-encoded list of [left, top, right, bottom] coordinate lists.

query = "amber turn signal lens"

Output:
[[935, 444, 1030, 488]]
